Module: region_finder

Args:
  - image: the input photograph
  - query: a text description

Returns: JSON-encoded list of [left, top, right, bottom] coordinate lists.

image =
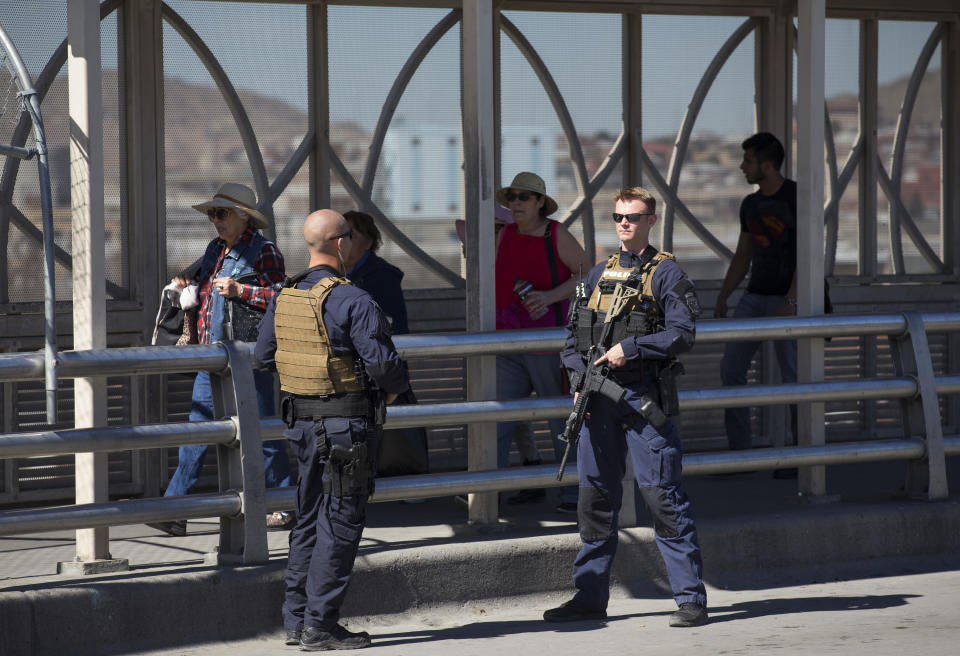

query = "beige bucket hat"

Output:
[[192, 182, 270, 230], [495, 171, 558, 216]]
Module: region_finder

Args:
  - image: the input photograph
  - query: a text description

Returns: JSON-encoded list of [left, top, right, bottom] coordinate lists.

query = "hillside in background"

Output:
[[1, 65, 944, 163], [827, 69, 941, 128]]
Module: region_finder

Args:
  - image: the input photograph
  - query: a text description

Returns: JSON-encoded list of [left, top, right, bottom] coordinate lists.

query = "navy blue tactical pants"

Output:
[[282, 416, 379, 631], [571, 395, 706, 609]]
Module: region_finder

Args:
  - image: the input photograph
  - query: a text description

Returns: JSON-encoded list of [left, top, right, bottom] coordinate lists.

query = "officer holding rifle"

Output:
[[545, 187, 708, 628]]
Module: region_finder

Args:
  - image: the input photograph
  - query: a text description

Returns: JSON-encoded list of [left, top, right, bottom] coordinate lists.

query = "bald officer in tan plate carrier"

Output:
[[256, 210, 409, 651]]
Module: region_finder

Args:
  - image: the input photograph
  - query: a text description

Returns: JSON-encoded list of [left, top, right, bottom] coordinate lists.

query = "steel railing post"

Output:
[[209, 342, 268, 564], [889, 312, 948, 499]]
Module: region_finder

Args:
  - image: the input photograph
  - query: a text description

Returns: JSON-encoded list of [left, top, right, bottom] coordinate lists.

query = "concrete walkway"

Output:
[[135, 568, 960, 656], [1, 460, 958, 655]]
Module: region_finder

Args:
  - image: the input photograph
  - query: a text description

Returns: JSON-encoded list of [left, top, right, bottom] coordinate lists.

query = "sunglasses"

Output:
[[505, 191, 538, 203], [206, 208, 232, 220], [329, 228, 353, 241], [612, 212, 655, 223]]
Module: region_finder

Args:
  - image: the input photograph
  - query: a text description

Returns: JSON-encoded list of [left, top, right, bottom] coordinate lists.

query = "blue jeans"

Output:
[[720, 292, 798, 451], [164, 370, 292, 497], [496, 353, 576, 504]]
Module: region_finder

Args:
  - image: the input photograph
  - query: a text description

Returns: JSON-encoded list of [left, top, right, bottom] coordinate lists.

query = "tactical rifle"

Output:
[[556, 282, 638, 481]]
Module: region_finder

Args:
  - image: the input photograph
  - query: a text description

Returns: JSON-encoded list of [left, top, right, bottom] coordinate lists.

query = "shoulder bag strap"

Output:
[[543, 222, 564, 326]]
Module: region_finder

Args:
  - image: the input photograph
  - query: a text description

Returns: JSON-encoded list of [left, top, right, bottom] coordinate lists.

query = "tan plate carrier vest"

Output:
[[274, 276, 364, 396], [586, 250, 675, 317]]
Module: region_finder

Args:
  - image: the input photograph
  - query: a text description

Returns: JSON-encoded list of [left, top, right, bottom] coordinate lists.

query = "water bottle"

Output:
[[514, 278, 546, 320], [513, 278, 534, 301]]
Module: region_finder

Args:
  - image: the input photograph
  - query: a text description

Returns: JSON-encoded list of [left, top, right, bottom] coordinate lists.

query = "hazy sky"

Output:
[[2, 1, 944, 140]]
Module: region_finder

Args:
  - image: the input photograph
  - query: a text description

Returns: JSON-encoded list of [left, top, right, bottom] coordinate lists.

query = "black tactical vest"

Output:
[[573, 248, 675, 375]]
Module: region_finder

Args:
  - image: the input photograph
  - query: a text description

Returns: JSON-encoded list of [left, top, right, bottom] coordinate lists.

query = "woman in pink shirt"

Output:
[[494, 172, 592, 512]]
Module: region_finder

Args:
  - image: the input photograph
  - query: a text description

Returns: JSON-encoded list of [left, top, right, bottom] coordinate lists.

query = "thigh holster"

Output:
[[323, 442, 373, 497]]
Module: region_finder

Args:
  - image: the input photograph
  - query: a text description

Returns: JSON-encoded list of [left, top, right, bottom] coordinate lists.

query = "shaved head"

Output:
[[304, 210, 349, 252], [303, 209, 352, 270]]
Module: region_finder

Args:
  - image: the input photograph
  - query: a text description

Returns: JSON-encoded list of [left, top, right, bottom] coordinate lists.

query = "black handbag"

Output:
[[222, 272, 267, 342], [376, 387, 430, 477]]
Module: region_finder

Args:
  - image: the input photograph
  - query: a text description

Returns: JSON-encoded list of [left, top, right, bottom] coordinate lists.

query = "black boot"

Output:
[[300, 624, 371, 650], [669, 603, 708, 627], [543, 599, 607, 622]]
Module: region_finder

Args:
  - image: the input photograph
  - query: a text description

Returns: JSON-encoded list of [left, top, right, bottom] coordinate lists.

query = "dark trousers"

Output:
[[720, 292, 798, 450], [571, 395, 706, 609], [282, 416, 379, 631]]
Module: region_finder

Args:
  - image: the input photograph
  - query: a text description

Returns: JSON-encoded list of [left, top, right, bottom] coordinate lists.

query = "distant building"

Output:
[[380, 123, 556, 219]]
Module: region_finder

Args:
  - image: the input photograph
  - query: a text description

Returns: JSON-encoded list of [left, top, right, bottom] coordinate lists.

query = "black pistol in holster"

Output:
[[635, 359, 684, 431], [657, 360, 683, 417], [324, 441, 371, 496]]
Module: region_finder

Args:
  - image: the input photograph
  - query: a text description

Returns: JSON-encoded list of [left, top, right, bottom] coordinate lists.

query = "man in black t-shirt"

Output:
[[714, 132, 798, 458]]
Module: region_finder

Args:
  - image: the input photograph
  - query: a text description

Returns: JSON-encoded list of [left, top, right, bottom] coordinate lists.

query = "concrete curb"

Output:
[[2, 498, 959, 655]]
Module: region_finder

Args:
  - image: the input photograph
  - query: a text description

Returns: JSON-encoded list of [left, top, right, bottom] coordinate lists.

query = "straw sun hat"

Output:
[[192, 182, 270, 230]]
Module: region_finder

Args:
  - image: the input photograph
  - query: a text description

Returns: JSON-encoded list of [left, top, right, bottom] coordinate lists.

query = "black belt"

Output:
[[282, 393, 374, 423], [609, 366, 658, 385]]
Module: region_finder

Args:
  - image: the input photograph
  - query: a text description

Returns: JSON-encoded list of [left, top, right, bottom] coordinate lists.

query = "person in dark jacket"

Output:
[[343, 211, 427, 478], [343, 211, 408, 335]]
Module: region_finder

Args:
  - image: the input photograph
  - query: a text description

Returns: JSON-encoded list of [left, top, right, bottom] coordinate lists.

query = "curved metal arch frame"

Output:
[[638, 146, 733, 260], [2, 6, 953, 306], [361, 10, 461, 198], [343, 9, 620, 277], [0, 0, 125, 301], [823, 103, 841, 274], [788, 21, 846, 277], [160, 3, 276, 239], [328, 146, 465, 288], [885, 23, 945, 275], [166, 4, 468, 288], [661, 18, 758, 253], [164, 5, 467, 287], [499, 15, 595, 258], [814, 21, 944, 276], [646, 16, 945, 278], [324, 9, 465, 288], [823, 134, 863, 275], [0, 19, 60, 422]]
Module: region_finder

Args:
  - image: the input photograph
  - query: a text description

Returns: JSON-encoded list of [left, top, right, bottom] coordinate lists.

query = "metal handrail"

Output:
[[380, 313, 960, 358], [0, 311, 957, 551], [5, 437, 958, 535], [0, 492, 241, 535], [1, 375, 948, 451], [2, 313, 959, 381], [0, 420, 237, 459]]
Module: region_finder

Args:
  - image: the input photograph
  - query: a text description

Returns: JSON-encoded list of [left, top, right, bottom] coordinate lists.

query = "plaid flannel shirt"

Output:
[[195, 228, 285, 344]]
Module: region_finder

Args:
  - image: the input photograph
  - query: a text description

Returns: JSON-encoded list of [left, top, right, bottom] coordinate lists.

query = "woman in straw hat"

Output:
[[147, 183, 293, 536], [494, 172, 593, 512]]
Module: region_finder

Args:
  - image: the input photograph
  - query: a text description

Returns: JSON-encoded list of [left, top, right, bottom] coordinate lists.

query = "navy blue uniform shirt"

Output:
[[255, 266, 409, 395], [561, 248, 698, 412]]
